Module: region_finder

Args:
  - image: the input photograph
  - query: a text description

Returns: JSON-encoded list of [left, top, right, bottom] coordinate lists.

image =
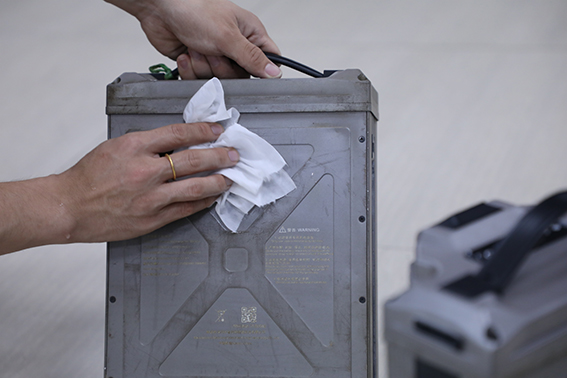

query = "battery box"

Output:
[[105, 70, 378, 378]]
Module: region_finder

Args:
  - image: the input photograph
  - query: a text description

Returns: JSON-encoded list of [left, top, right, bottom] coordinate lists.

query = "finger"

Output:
[[159, 195, 219, 224], [177, 53, 198, 80], [228, 61, 252, 79], [178, 53, 248, 80], [163, 175, 231, 203], [161, 148, 239, 181], [187, 50, 214, 79], [206, 55, 250, 79], [215, 4, 282, 78], [247, 29, 281, 58], [225, 37, 281, 79], [142, 122, 224, 154]]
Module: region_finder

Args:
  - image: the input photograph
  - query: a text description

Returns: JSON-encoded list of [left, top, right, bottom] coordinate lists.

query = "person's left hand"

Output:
[[0, 121, 240, 254], [59, 122, 239, 243], [107, 0, 282, 79]]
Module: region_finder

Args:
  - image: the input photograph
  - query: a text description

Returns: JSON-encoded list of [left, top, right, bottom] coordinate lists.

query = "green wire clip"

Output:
[[149, 63, 177, 80]]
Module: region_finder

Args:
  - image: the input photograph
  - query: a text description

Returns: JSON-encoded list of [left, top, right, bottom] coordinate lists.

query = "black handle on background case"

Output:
[[444, 190, 567, 298]]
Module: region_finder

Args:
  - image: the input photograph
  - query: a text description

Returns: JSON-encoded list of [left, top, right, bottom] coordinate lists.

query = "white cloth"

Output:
[[184, 78, 296, 232]]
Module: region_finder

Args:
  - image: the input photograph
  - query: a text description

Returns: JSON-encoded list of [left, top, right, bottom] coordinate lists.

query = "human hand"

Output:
[[0, 122, 238, 254], [58, 122, 238, 243], [106, 0, 282, 79]]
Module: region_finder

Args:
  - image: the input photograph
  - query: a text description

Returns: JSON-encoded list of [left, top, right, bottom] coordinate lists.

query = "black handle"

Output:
[[157, 53, 327, 80], [444, 190, 567, 297], [263, 52, 326, 78]]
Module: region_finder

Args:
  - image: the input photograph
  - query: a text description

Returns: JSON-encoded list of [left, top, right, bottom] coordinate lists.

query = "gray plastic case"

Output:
[[385, 200, 567, 378], [105, 70, 377, 378]]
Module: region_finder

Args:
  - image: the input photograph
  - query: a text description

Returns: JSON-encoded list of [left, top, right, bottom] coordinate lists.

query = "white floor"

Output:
[[2, 1, 567, 377]]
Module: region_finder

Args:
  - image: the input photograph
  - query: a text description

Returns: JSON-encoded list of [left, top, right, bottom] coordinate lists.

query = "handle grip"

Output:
[[152, 53, 328, 80], [264, 52, 326, 78], [444, 190, 567, 297]]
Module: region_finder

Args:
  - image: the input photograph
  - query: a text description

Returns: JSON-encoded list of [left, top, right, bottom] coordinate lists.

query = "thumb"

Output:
[[228, 36, 282, 78]]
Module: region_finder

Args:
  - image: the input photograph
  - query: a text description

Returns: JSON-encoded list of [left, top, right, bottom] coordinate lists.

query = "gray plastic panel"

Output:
[[105, 72, 377, 378]]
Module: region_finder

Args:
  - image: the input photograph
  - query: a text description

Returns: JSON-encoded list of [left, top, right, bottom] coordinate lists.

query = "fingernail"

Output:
[[228, 149, 239, 162], [210, 124, 223, 135], [265, 62, 282, 78], [224, 177, 233, 187], [178, 54, 189, 70]]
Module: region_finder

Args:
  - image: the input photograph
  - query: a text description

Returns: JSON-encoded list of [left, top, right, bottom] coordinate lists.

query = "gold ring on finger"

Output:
[[164, 153, 177, 181]]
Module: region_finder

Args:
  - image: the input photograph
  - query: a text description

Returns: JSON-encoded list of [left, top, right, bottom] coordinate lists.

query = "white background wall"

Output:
[[1, 1, 567, 377]]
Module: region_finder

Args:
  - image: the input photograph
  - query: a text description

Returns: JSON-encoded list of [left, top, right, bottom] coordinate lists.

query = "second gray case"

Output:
[[385, 197, 567, 378]]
